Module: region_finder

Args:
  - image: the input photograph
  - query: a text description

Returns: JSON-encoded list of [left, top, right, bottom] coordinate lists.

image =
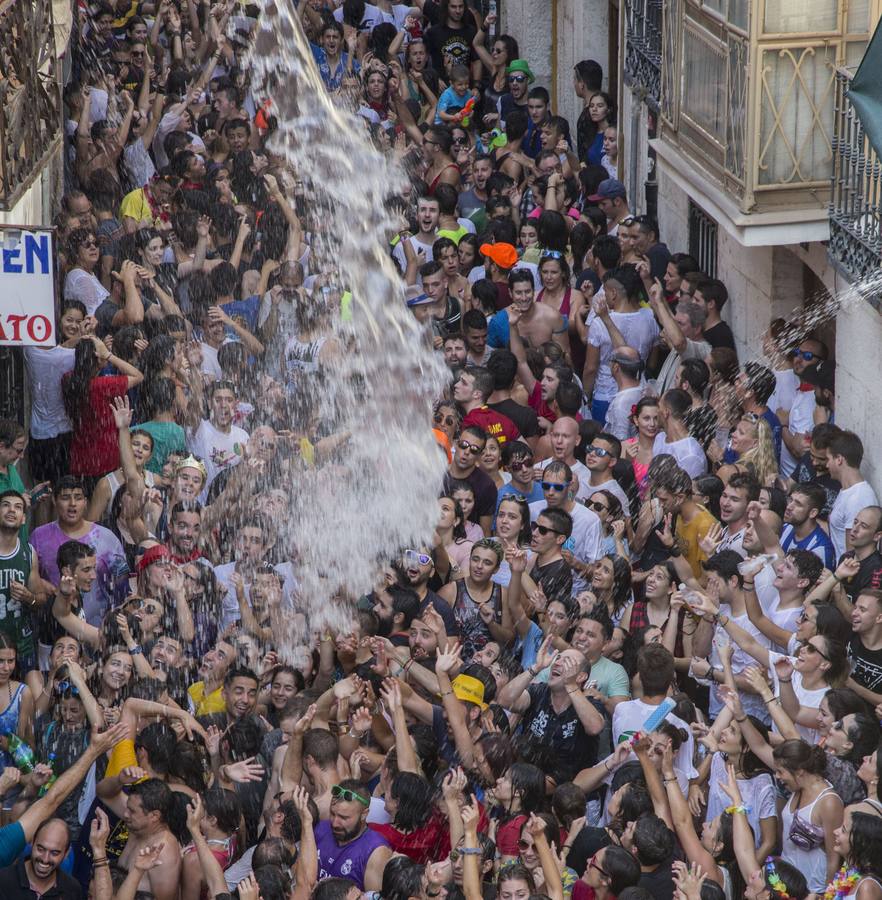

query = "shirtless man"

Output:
[[491, 269, 570, 359], [116, 779, 181, 900]]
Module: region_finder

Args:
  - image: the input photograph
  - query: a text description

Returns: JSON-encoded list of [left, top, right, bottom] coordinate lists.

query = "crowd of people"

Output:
[[1, 1, 881, 900]]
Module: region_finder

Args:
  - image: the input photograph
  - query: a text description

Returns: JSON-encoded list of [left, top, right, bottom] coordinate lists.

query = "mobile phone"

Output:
[[29, 485, 51, 504]]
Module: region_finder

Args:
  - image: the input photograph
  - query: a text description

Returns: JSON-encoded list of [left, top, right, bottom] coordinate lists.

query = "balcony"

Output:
[[0, 0, 62, 211], [829, 66, 882, 287], [653, 0, 871, 242], [624, 0, 663, 111]]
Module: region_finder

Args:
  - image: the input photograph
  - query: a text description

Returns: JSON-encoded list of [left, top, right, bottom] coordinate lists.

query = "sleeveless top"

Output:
[[0, 683, 27, 768], [454, 578, 502, 662], [781, 784, 837, 892], [537, 286, 572, 318], [315, 819, 389, 890], [0, 538, 34, 659], [428, 163, 461, 194], [285, 335, 328, 377], [101, 469, 156, 526]]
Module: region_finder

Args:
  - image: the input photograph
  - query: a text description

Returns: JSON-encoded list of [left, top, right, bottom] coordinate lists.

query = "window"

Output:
[[688, 202, 718, 278], [682, 27, 727, 141]]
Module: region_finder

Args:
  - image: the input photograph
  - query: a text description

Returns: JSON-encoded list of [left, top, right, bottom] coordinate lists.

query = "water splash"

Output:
[[248, 1, 448, 655]]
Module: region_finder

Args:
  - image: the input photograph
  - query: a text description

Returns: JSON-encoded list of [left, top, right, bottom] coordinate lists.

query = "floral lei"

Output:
[[822, 865, 861, 900]]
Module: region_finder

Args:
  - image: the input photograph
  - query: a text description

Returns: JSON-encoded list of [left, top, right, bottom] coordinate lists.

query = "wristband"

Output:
[[128, 644, 143, 656], [724, 804, 752, 815], [735, 716, 747, 723], [457, 847, 482, 856], [663, 777, 678, 785]]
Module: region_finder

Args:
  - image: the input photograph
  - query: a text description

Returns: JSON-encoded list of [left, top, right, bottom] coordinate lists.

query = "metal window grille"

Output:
[[688, 201, 719, 278]]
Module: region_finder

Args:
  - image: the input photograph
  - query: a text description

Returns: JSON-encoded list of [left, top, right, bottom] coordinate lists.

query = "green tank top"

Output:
[[0, 539, 34, 658]]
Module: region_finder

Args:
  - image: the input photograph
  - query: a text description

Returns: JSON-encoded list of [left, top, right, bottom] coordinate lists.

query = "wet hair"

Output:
[[506, 762, 546, 817], [772, 739, 828, 776], [202, 787, 242, 836], [127, 778, 173, 823], [847, 812, 882, 876], [602, 846, 641, 894], [552, 782, 586, 831], [134, 722, 177, 776], [633, 814, 674, 866], [381, 856, 424, 900], [836, 712, 880, 765], [389, 772, 433, 831], [637, 645, 675, 697]]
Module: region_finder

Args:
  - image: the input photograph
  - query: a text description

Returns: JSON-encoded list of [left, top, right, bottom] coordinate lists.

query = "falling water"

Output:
[[247, 1, 448, 655]]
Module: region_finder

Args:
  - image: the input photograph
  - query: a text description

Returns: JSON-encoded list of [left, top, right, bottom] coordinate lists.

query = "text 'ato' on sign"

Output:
[[0, 229, 56, 347]]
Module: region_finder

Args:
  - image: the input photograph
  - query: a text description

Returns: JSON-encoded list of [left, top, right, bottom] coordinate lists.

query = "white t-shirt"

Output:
[[706, 752, 776, 848], [393, 234, 436, 276], [709, 612, 770, 721], [23, 346, 75, 438], [186, 418, 250, 500], [333, 2, 383, 30], [198, 343, 224, 381], [612, 699, 698, 792], [652, 432, 707, 478], [769, 368, 800, 419], [604, 385, 643, 441], [780, 389, 817, 477], [829, 480, 879, 561], [586, 308, 660, 401], [63, 268, 109, 315], [123, 139, 155, 191]]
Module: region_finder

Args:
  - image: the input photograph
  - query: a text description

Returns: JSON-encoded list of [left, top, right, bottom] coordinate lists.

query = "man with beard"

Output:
[[0, 818, 81, 900], [442, 333, 468, 370], [314, 779, 391, 891], [116, 780, 182, 900], [371, 584, 421, 645], [498, 636, 605, 785], [489, 270, 569, 358], [424, 0, 476, 71], [780, 484, 835, 568], [166, 502, 203, 564], [0, 492, 46, 671], [396, 547, 458, 637], [790, 422, 841, 520]]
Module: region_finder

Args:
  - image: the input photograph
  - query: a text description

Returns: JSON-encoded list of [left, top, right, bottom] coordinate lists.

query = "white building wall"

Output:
[[501, 0, 553, 95]]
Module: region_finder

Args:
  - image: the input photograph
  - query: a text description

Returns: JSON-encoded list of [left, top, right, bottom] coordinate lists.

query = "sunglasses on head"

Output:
[[404, 549, 432, 566], [532, 522, 564, 536], [540, 250, 563, 260], [54, 680, 80, 697], [541, 481, 569, 492], [330, 784, 369, 806]]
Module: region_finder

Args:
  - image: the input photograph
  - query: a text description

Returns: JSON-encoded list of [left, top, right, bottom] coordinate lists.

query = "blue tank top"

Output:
[[315, 819, 389, 890], [0, 683, 27, 768]]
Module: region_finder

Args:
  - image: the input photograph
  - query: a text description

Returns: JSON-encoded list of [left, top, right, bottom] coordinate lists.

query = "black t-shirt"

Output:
[[567, 825, 612, 879], [639, 863, 677, 900], [703, 320, 736, 350], [424, 21, 477, 70], [839, 550, 882, 603], [533, 557, 573, 601], [443, 468, 498, 523], [849, 632, 882, 694], [0, 860, 83, 900], [792, 455, 841, 519], [521, 683, 604, 784], [489, 399, 541, 438]]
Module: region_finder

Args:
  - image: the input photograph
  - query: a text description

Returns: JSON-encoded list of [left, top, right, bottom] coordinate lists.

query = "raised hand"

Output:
[[110, 395, 133, 430], [90, 807, 110, 852], [134, 842, 165, 872], [435, 640, 462, 676], [293, 703, 317, 737], [534, 634, 558, 672], [186, 795, 203, 833], [698, 522, 723, 556], [223, 757, 265, 783], [773, 656, 794, 682], [119, 765, 147, 786], [835, 555, 861, 582], [720, 762, 743, 805], [441, 766, 467, 802], [461, 793, 480, 835]]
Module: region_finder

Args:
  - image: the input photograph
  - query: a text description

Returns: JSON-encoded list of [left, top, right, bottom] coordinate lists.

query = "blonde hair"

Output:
[[738, 416, 778, 485]]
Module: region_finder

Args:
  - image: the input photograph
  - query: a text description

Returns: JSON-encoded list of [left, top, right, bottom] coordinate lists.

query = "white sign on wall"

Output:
[[0, 228, 56, 347]]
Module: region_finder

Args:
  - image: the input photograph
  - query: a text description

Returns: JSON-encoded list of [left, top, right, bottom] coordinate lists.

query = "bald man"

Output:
[[0, 817, 81, 900], [536, 417, 592, 502], [605, 347, 644, 440]]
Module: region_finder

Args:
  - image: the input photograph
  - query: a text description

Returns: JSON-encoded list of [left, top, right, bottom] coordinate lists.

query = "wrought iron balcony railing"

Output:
[[624, 0, 663, 111], [0, 0, 62, 211], [829, 67, 882, 285]]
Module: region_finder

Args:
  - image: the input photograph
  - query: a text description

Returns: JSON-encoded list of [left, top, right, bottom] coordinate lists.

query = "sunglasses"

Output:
[[801, 640, 829, 661], [589, 857, 609, 879], [54, 680, 80, 697], [541, 481, 569, 492], [81, 239, 98, 248], [587, 445, 611, 458], [508, 459, 534, 472], [330, 784, 369, 806], [794, 349, 817, 361], [452, 137, 468, 145], [458, 439, 483, 455], [540, 250, 564, 260], [588, 500, 609, 513], [434, 413, 456, 426], [532, 522, 564, 536], [404, 549, 432, 566], [509, 75, 528, 83], [517, 839, 535, 853]]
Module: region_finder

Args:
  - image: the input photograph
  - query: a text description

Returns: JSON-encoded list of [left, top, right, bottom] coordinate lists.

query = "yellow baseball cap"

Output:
[[451, 674, 488, 710]]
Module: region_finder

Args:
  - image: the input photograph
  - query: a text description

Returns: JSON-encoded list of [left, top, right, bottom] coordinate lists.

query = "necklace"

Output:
[[822, 865, 861, 900]]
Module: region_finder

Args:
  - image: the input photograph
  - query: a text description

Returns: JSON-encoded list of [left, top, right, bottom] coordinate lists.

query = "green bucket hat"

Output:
[[506, 59, 535, 83]]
